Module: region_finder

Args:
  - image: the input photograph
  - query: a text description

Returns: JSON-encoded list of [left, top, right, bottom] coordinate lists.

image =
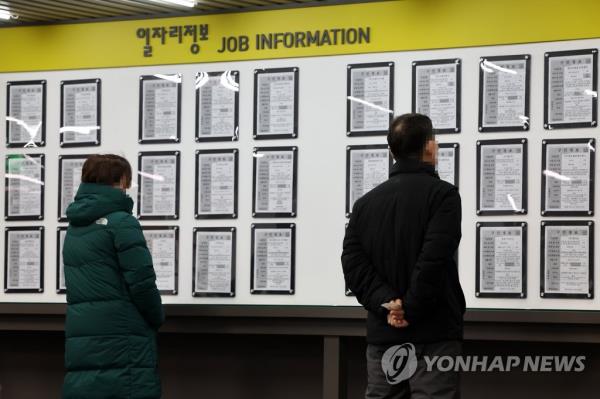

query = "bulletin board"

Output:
[[0, 36, 598, 312]]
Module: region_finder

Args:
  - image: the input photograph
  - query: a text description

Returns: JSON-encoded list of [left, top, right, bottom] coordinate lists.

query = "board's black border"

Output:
[[253, 67, 299, 140], [476, 138, 528, 215], [195, 70, 240, 143], [5, 153, 45, 221], [541, 138, 595, 217], [345, 144, 392, 218], [346, 62, 394, 137], [4, 226, 44, 293], [138, 74, 182, 144], [57, 154, 90, 222], [437, 142, 460, 188], [411, 58, 461, 134], [141, 225, 179, 295], [192, 227, 237, 298], [6, 80, 46, 148], [250, 223, 296, 295], [544, 49, 598, 130], [540, 220, 594, 299], [137, 151, 181, 220], [252, 146, 298, 218], [194, 149, 239, 220], [475, 222, 527, 299], [56, 226, 67, 294], [59, 78, 102, 147], [478, 54, 531, 132]]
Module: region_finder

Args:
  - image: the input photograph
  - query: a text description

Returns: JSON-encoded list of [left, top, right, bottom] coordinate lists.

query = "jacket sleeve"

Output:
[[113, 215, 165, 330], [402, 187, 462, 323], [341, 203, 397, 317]]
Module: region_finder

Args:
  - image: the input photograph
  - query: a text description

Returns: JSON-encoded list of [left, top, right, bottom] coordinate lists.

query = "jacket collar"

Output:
[[390, 157, 438, 178]]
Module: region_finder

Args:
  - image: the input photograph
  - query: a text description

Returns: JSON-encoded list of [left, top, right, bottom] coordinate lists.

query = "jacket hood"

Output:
[[66, 183, 134, 226]]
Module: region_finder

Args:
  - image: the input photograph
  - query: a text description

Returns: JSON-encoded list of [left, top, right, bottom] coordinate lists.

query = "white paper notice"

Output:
[[350, 66, 391, 132], [143, 229, 177, 292], [140, 155, 178, 217], [197, 73, 237, 138], [416, 63, 458, 130], [548, 54, 595, 124], [253, 228, 292, 291], [62, 82, 99, 143], [480, 144, 523, 212], [544, 143, 591, 212], [60, 158, 85, 218], [479, 226, 523, 294], [6, 155, 43, 217], [6, 230, 42, 290], [255, 150, 295, 214], [197, 152, 236, 215], [194, 231, 234, 294], [58, 229, 67, 291], [544, 226, 590, 295], [437, 146, 456, 186], [482, 59, 527, 128], [256, 71, 296, 135], [8, 84, 44, 144], [348, 148, 389, 211], [142, 79, 179, 140]]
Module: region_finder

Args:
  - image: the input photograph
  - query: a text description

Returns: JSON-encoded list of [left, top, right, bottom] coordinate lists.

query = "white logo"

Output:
[[381, 343, 418, 385], [95, 218, 108, 225]]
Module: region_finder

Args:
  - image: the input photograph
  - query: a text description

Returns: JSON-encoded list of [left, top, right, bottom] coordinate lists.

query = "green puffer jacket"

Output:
[[62, 183, 164, 399]]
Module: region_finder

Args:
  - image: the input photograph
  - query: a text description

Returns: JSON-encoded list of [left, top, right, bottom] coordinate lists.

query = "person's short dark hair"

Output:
[[81, 154, 132, 188], [387, 113, 434, 160]]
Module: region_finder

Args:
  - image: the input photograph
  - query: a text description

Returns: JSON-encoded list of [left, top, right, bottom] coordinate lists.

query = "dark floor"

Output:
[[0, 331, 598, 399]]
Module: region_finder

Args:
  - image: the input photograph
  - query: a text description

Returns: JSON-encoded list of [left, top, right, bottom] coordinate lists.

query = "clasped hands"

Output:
[[382, 298, 409, 328]]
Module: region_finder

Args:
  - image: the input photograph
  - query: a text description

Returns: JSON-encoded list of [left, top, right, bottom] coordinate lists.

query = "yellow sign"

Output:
[[2, 0, 600, 72]]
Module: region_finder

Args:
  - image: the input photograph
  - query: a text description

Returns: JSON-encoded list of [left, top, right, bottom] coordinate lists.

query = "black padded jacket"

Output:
[[342, 158, 465, 345]]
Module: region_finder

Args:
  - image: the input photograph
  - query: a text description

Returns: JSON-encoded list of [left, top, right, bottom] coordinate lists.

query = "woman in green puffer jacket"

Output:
[[62, 154, 164, 399]]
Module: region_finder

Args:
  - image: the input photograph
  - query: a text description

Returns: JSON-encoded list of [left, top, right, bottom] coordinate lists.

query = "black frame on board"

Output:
[[476, 138, 528, 216], [195, 70, 240, 143], [478, 54, 531, 132], [137, 151, 181, 220], [411, 58, 462, 134], [346, 61, 395, 137], [141, 225, 179, 295], [57, 154, 90, 222], [4, 153, 45, 221], [56, 226, 67, 294], [475, 221, 527, 299], [541, 138, 595, 217], [345, 144, 392, 217], [437, 142, 460, 188], [4, 226, 44, 294], [544, 49, 598, 130], [6, 80, 47, 148], [194, 149, 239, 220], [138, 74, 182, 144], [253, 67, 299, 140], [540, 220, 594, 299], [59, 78, 102, 147], [192, 226, 237, 298], [250, 223, 296, 295], [344, 222, 354, 296], [252, 146, 298, 218]]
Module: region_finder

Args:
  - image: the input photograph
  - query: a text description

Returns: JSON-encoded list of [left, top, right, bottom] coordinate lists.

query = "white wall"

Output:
[[0, 37, 598, 310]]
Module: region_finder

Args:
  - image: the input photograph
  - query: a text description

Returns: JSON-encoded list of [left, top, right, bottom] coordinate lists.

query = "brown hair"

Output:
[[81, 154, 132, 188]]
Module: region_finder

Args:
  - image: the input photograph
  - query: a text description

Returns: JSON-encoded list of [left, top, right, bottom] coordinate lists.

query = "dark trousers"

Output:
[[366, 341, 461, 399]]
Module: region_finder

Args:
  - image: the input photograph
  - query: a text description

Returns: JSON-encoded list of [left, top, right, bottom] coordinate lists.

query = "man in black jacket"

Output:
[[342, 113, 465, 399]]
